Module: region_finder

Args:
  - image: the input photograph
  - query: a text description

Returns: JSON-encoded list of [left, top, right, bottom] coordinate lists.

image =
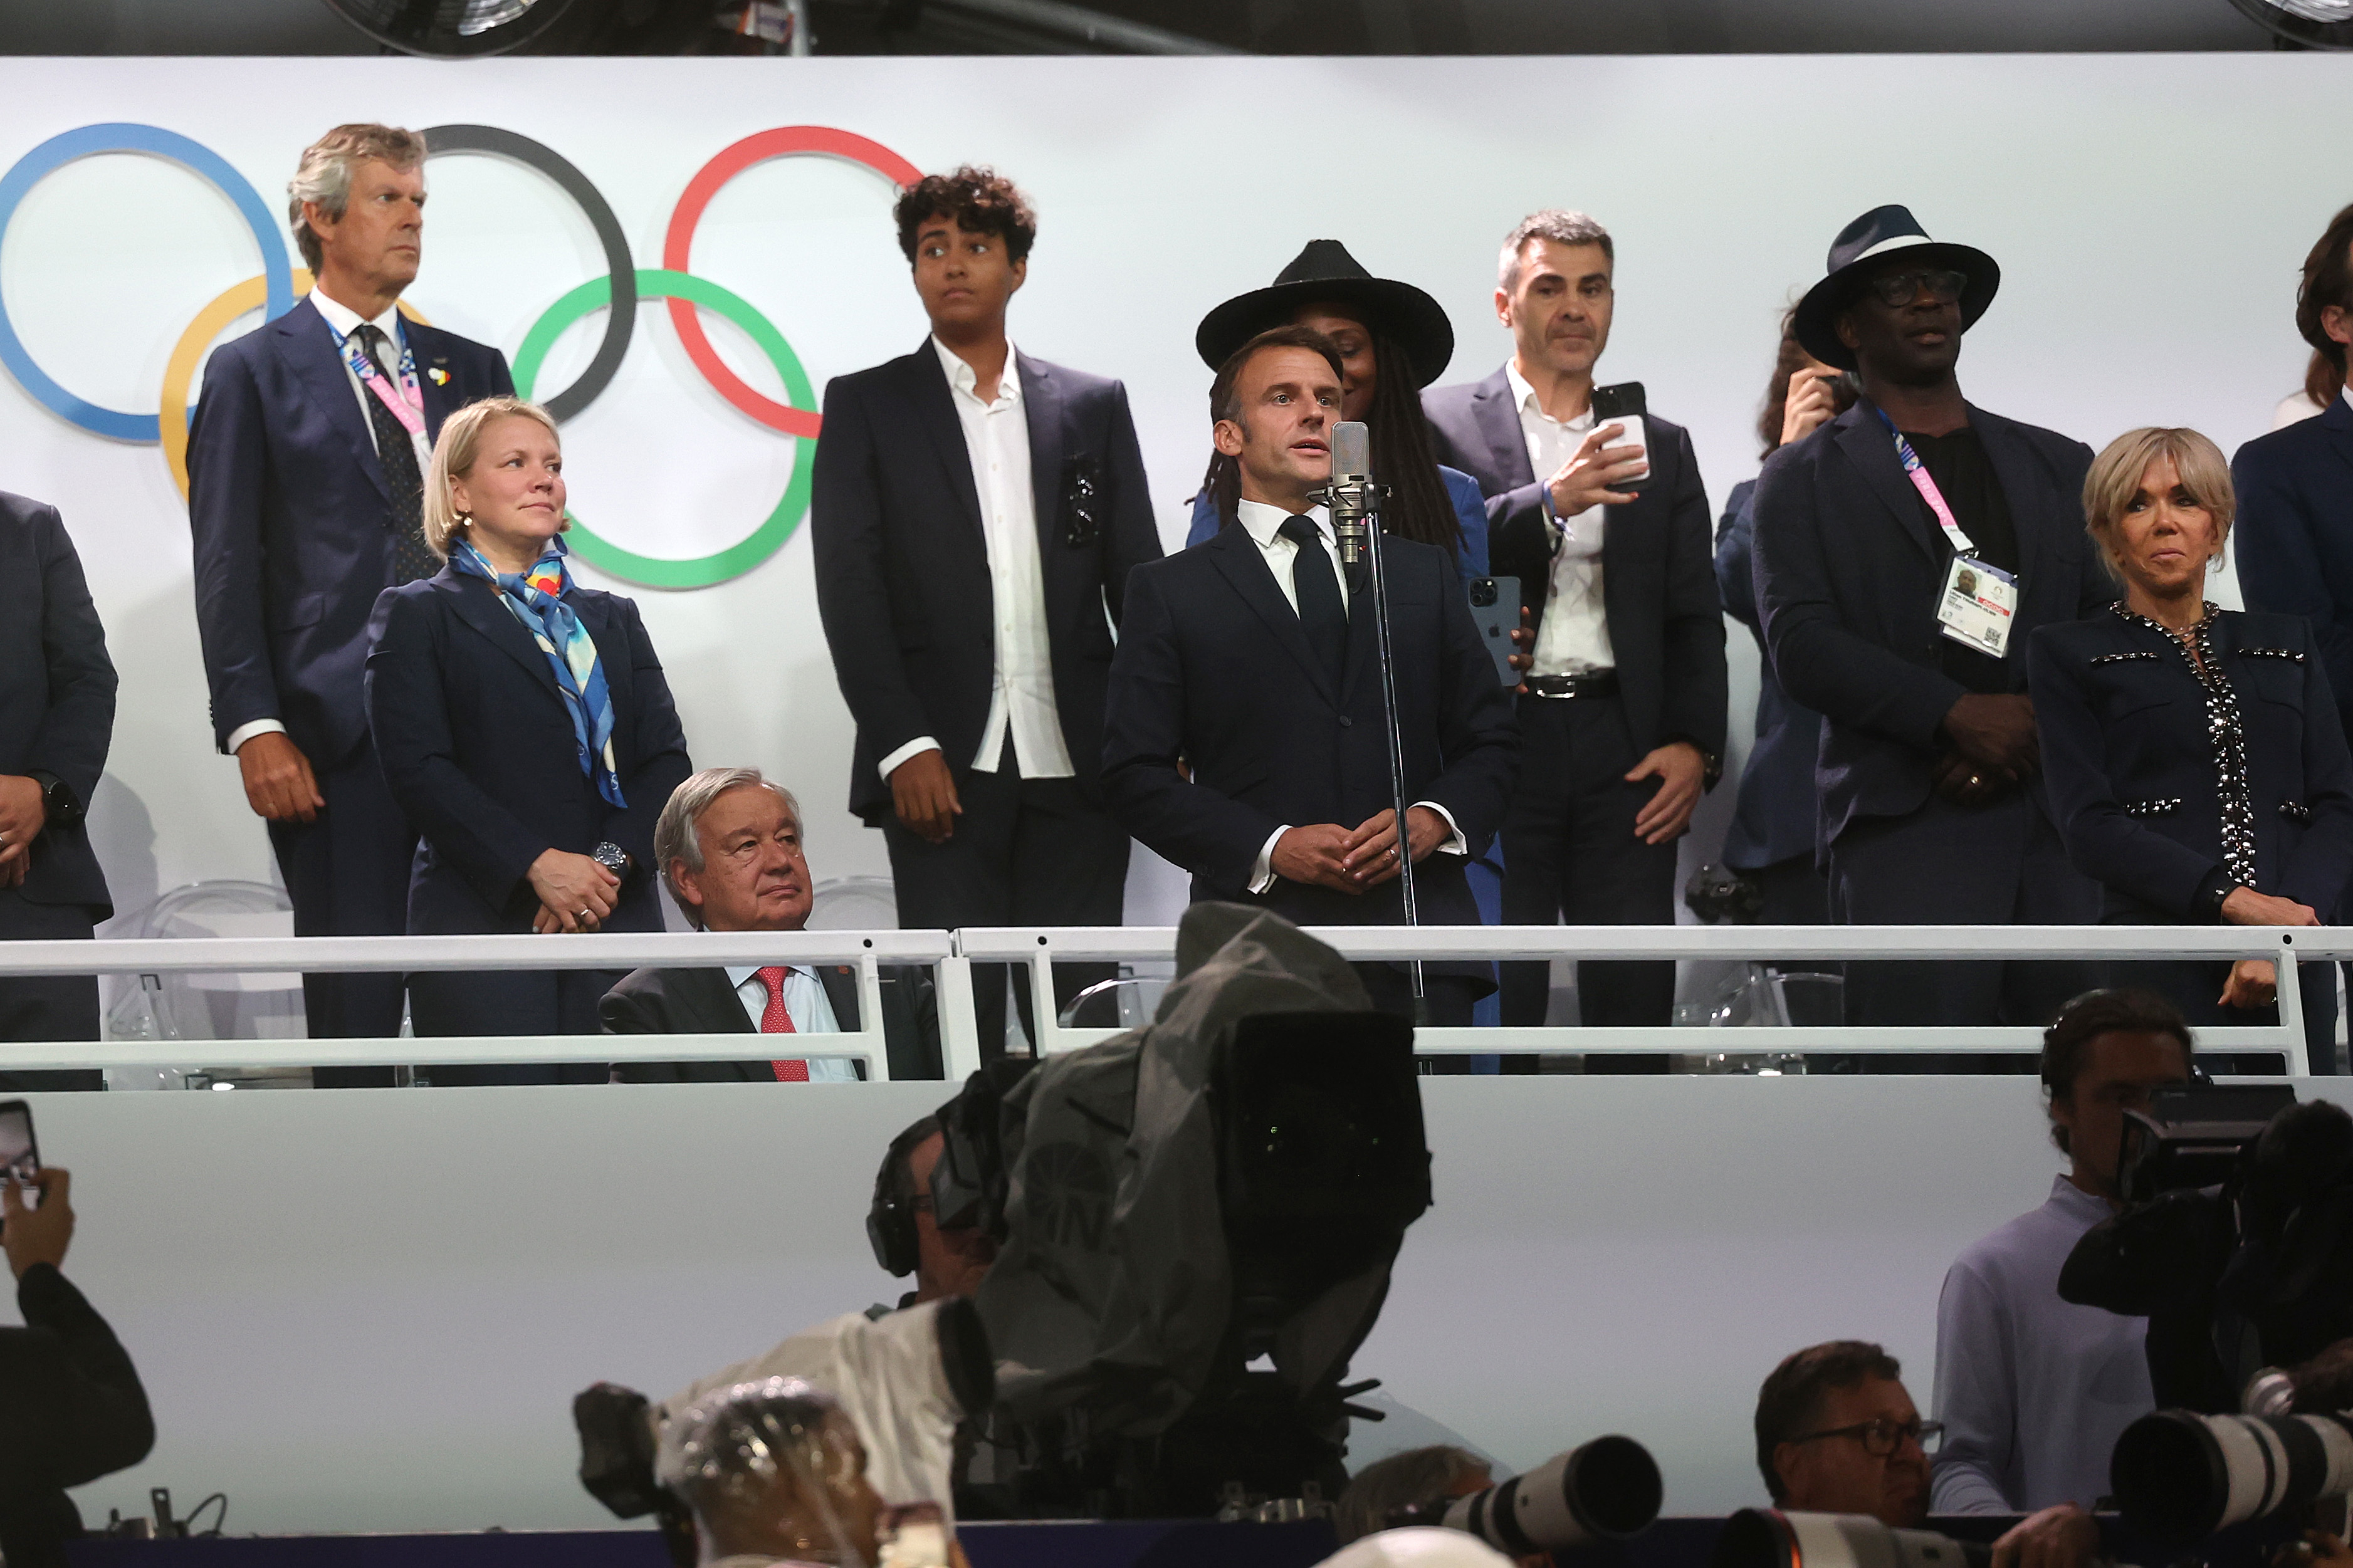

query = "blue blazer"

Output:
[[1182, 465, 1491, 579], [2030, 609, 2353, 921], [1753, 400, 2108, 849], [188, 297, 513, 767], [2234, 396, 2353, 743], [1714, 479, 1820, 871], [363, 567, 693, 935], [1422, 367, 1727, 768], [0, 493, 115, 916], [1100, 523, 1519, 980]]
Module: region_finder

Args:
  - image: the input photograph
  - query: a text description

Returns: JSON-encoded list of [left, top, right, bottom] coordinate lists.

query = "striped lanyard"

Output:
[[1874, 407, 1975, 557]]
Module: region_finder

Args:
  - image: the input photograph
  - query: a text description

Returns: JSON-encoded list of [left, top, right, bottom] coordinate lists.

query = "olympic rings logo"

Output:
[[0, 120, 918, 588]]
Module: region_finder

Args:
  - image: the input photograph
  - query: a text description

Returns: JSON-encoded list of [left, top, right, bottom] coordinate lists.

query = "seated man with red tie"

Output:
[[601, 768, 939, 1082]]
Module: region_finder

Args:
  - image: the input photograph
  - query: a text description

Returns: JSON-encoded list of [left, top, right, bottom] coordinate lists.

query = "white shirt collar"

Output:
[[310, 285, 404, 348], [1504, 360, 1593, 430], [1235, 498, 1330, 550], [932, 334, 1020, 406], [725, 963, 807, 989]]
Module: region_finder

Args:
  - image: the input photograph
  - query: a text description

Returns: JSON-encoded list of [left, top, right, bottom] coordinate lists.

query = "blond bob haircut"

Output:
[[654, 768, 802, 928], [422, 395, 565, 558], [287, 123, 426, 274], [2082, 427, 2237, 581]]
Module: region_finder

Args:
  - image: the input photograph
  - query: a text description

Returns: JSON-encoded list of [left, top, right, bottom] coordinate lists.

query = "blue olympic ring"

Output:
[[0, 123, 293, 441]]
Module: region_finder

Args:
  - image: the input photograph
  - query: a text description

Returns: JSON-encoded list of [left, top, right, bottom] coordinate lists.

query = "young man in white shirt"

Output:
[[810, 167, 1161, 1058]]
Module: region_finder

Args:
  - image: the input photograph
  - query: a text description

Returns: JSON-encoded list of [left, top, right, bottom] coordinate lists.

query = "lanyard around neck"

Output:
[[328, 315, 425, 439], [1873, 406, 1975, 557]]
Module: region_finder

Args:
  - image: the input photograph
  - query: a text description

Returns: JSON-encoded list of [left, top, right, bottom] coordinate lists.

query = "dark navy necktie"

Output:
[[1279, 514, 1348, 686], [354, 324, 437, 583]]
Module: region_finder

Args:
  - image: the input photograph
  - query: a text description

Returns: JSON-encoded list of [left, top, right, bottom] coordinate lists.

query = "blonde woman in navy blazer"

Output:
[[364, 397, 691, 1079], [2030, 427, 2353, 1067]]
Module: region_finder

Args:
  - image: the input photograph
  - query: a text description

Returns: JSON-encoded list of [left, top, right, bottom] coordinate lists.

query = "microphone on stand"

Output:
[[1328, 420, 1374, 566]]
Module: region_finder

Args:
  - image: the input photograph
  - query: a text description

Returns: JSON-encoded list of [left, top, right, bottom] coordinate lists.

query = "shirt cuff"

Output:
[[877, 736, 942, 784], [225, 718, 286, 755], [1249, 825, 1292, 894], [1413, 802, 1468, 857]]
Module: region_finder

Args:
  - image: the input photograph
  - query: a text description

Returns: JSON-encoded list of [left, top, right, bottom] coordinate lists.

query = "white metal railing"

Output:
[[0, 925, 2330, 1079], [957, 924, 2331, 1074], [0, 931, 952, 1084]]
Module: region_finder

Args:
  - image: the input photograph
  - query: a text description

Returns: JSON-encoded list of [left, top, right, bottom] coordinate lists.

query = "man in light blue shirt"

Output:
[[1932, 990, 2193, 1530]]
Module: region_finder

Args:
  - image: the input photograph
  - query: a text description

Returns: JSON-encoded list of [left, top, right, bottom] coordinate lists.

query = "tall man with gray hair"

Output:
[[1425, 210, 1725, 1064], [187, 123, 513, 1071], [600, 768, 940, 1082]]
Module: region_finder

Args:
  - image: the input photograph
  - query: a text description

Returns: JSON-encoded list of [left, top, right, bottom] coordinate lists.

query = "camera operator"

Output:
[[871, 1116, 997, 1312], [1758, 1342, 2095, 1568], [1932, 991, 2188, 1525], [0, 1169, 155, 1568]]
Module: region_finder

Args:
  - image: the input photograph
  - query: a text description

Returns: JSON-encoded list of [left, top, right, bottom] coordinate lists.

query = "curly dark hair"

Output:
[[1754, 1341, 1903, 1503], [893, 166, 1037, 266]]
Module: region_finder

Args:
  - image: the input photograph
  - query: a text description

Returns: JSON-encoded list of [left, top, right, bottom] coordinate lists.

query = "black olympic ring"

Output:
[[419, 123, 636, 422]]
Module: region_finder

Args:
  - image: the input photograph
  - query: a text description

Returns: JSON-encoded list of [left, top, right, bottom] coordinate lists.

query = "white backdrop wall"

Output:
[[0, 53, 2318, 938]]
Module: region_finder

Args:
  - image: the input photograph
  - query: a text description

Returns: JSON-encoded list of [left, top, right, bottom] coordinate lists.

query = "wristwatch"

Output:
[[590, 841, 630, 879], [24, 771, 81, 831]]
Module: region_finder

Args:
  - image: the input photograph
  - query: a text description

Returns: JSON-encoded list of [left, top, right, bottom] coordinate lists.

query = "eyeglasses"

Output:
[[1788, 1418, 1944, 1457], [1866, 268, 1968, 308]]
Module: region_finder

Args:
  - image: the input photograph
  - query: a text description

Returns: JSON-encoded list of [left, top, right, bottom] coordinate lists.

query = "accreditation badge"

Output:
[[1936, 555, 2016, 658]]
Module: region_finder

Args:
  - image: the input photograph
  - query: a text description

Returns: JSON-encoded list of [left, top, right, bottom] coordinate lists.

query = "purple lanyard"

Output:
[[1874, 407, 1976, 557]]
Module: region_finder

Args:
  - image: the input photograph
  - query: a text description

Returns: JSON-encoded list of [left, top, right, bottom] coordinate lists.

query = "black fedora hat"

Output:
[[1194, 239, 1455, 388], [1792, 205, 2000, 371]]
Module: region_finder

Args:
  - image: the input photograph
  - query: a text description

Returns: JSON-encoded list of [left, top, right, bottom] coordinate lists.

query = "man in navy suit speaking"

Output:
[[1101, 327, 1519, 1025], [187, 124, 513, 1069]]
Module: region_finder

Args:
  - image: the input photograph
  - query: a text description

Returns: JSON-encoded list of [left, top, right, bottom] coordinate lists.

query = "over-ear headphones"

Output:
[[867, 1115, 940, 1278]]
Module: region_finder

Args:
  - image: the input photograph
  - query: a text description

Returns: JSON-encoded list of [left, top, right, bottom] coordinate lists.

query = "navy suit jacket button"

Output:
[[1338, 715, 1353, 728]]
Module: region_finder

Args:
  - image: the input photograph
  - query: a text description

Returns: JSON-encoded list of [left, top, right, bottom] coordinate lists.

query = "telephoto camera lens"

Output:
[[1442, 1435, 1663, 1555], [1712, 1510, 1988, 1568], [2111, 1408, 2353, 1540]]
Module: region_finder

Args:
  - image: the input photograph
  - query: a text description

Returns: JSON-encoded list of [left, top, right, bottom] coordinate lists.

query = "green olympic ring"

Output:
[[514, 266, 815, 590]]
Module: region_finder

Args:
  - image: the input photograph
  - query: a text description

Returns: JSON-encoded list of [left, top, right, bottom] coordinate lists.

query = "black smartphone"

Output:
[[1467, 576, 1522, 687], [1588, 382, 1651, 494], [0, 1100, 38, 1212]]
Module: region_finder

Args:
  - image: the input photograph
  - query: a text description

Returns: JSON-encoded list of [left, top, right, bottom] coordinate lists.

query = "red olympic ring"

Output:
[[663, 127, 922, 439]]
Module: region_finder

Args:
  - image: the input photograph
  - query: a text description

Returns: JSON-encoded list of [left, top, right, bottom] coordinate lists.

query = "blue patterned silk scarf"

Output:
[[452, 536, 626, 808]]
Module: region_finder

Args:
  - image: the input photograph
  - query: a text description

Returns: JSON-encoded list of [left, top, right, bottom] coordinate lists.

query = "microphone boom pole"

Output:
[[1324, 421, 1426, 1018]]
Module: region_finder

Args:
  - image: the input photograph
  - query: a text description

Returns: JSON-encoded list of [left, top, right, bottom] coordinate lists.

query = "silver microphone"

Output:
[[1328, 420, 1374, 566]]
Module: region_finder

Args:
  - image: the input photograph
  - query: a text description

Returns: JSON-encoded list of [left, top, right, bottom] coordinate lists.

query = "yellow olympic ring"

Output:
[[159, 269, 429, 501]]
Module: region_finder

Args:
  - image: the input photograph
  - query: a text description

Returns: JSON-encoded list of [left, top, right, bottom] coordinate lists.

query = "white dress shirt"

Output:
[[224, 285, 438, 758], [1231, 499, 1465, 892], [873, 338, 1073, 785], [723, 963, 858, 1083], [1506, 362, 1616, 677]]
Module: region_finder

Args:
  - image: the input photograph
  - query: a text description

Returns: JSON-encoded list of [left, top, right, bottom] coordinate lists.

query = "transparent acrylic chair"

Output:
[[103, 880, 308, 1089]]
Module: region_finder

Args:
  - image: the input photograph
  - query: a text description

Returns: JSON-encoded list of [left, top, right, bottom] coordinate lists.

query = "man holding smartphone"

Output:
[[1425, 209, 1726, 1064]]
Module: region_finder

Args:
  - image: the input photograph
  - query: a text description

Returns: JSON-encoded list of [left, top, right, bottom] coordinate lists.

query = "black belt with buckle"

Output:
[[1524, 670, 1619, 699]]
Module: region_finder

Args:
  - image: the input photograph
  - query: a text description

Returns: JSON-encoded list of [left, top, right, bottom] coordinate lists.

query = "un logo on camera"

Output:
[[1024, 1142, 1113, 1252]]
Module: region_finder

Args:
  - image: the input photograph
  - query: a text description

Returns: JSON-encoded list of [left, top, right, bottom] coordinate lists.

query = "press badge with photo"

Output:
[[1937, 554, 2016, 658]]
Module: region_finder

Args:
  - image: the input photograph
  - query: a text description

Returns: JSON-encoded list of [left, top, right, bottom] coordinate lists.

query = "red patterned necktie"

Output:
[[755, 966, 809, 1082]]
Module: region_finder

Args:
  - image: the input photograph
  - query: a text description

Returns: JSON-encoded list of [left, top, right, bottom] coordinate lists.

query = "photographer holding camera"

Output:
[[1932, 991, 2188, 1525], [0, 1168, 155, 1568]]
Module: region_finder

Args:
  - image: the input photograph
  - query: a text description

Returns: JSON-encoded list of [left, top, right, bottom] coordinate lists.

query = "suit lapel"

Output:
[[1206, 526, 1337, 705], [2319, 394, 2353, 481], [1020, 351, 1064, 563], [817, 965, 862, 1032], [1835, 408, 1946, 568], [406, 318, 461, 439], [678, 967, 757, 1034], [273, 297, 390, 504], [439, 571, 567, 705], [901, 342, 984, 536], [1471, 369, 1536, 489], [1969, 405, 2047, 603]]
